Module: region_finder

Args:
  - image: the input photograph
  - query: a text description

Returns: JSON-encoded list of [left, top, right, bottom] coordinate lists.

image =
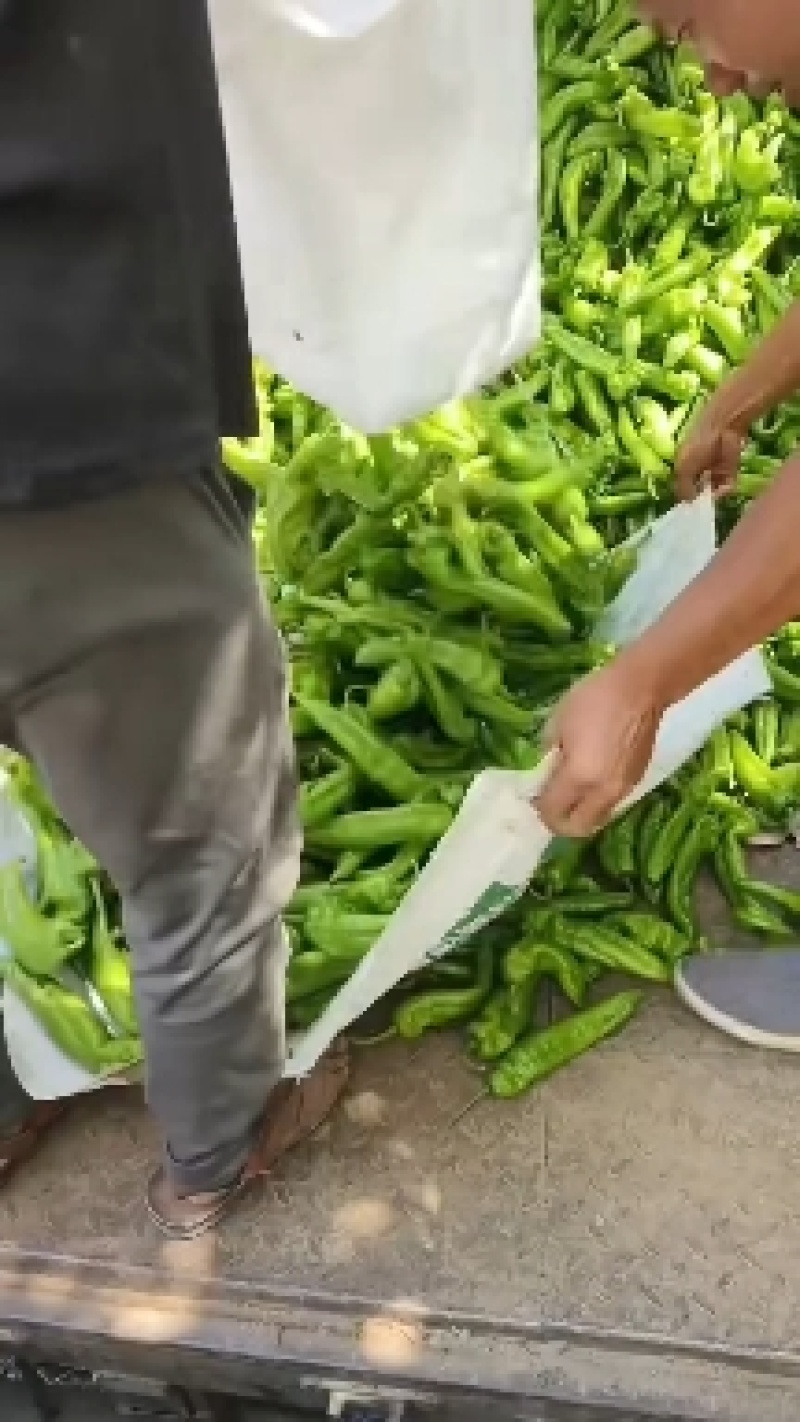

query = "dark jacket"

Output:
[[0, 1, 256, 505]]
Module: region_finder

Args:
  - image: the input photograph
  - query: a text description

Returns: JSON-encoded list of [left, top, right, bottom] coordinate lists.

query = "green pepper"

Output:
[[729, 729, 792, 815], [574, 369, 615, 434], [586, 151, 628, 238], [644, 799, 701, 893], [308, 804, 453, 854], [618, 408, 668, 482], [36, 830, 93, 927], [584, 4, 642, 58], [394, 943, 494, 1040], [303, 906, 390, 958], [1, 960, 143, 1074], [542, 117, 581, 231], [734, 898, 794, 940], [753, 701, 780, 766], [688, 127, 724, 207], [0, 861, 84, 978], [469, 979, 538, 1061], [221, 435, 274, 490], [300, 763, 359, 830], [287, 945, 370, 1003], [734, 128, 783, 194], [595, 803, 643, 881], [612, 910, 692, 965], [459, 685, 533, 732], [416, 657, 475, 745], [293, 695, 424, 803], [367, 660, 422, 723], [558, 920, 670, 984], [767, 654, 800, 704], [503, 933, 587, 1006], [607, 22, 658, 65], [489, 991, 643, 1099], [89, 883, 138, 1038], [542, 81, 603, 142], [535, 838, 587, 896], [620, 88, 701, 144], [287, 987, 337, 1031], [666, 815, 719, 937], [541, 888, 634, 917]]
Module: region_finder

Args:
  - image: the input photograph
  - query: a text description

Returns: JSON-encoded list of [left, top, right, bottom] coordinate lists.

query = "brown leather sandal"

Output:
[[146, 1040, 350, 1240], [0, 1102, 68, 1185]]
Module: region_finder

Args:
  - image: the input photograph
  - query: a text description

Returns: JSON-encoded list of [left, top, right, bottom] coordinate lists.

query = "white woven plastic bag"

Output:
[[207, 0, 540, 431]]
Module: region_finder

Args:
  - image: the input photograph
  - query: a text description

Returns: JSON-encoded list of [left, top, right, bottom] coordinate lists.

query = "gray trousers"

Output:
[[0, 470, 300, 1192]]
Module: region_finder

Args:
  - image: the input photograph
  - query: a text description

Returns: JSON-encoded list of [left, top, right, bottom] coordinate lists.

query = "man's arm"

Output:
[[676, 300, 800, 498], [536, 459, 800, 836]]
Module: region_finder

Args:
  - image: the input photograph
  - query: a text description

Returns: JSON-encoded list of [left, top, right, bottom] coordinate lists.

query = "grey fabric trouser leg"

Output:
[[0, 470, 301, 1193]]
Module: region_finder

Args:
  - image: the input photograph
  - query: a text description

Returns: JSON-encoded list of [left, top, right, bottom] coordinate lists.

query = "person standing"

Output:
[[538, 0, 800, 1049], [0, 1, 348, 1239]]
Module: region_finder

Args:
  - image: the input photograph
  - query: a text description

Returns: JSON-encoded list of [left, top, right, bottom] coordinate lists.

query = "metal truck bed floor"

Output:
[[1, 852, 800, 1420]]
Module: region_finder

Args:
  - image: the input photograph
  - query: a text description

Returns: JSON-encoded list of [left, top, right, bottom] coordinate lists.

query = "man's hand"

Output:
[[674, 404, 746, 502], [535, 660, 664, 837], [676, 386, 750, 503]]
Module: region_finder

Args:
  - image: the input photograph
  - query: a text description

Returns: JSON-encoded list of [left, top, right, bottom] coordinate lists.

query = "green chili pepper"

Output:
[[584, 4, 642, 58], [287, 987, 338, 1031], [734, 128, 783, 194], [308, 804, 453, 854], [1, 960, 143, 1074], [574, 369, 615, 434], [416, 657, 475, 746], [541, 888, 634, 917], [729, 729, 792, 815], [666, 815, 719, 937], [304, 907, 390, 958], [542, 82, 603, 142], [558, 920, 670, 984], [586, 151, 628, 238], [287, 944, 371, 1004], [0, 862, 84, 979], [89, 883, 138, 1038], [542, 117, 581, 231], [535, 838, 587, 896], [489, 991, 643, 1099], [367, 660, 422, 723], [469, 979, 538, 1061], [394, 943, 494, 1040], [459, 685, 533, 732], [595, 803, 643, 881], [408, 540, 573, 639], [36, 831, 93, 927], [734, 898, 794, 940], [503, 934, 587, 1006], [753, 701, 780, 766], [618, 408, 668, 481], [612, 911, 692, 965], [293, 695, 424, 803], [767, 654, 800, 704], [300, 763, 359, 830], [645, 799, 702, 892], [620, 88, 701, 144]]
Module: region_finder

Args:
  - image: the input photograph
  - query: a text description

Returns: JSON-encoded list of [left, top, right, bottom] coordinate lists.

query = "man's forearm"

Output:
[[717, 299, 800, 430], [621, 457, 800, 707]]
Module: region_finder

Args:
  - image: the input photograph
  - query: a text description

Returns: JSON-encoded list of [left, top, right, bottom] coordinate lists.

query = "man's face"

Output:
[[640, 0, 800, 105]]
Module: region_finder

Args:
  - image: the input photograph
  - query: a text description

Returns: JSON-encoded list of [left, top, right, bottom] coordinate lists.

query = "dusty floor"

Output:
[[2, 850, 800, 1419]]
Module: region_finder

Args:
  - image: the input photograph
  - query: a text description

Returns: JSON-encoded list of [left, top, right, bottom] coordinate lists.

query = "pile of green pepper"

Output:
[[0, 755, 142, 1075], [8, 0, 800, 1095]]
